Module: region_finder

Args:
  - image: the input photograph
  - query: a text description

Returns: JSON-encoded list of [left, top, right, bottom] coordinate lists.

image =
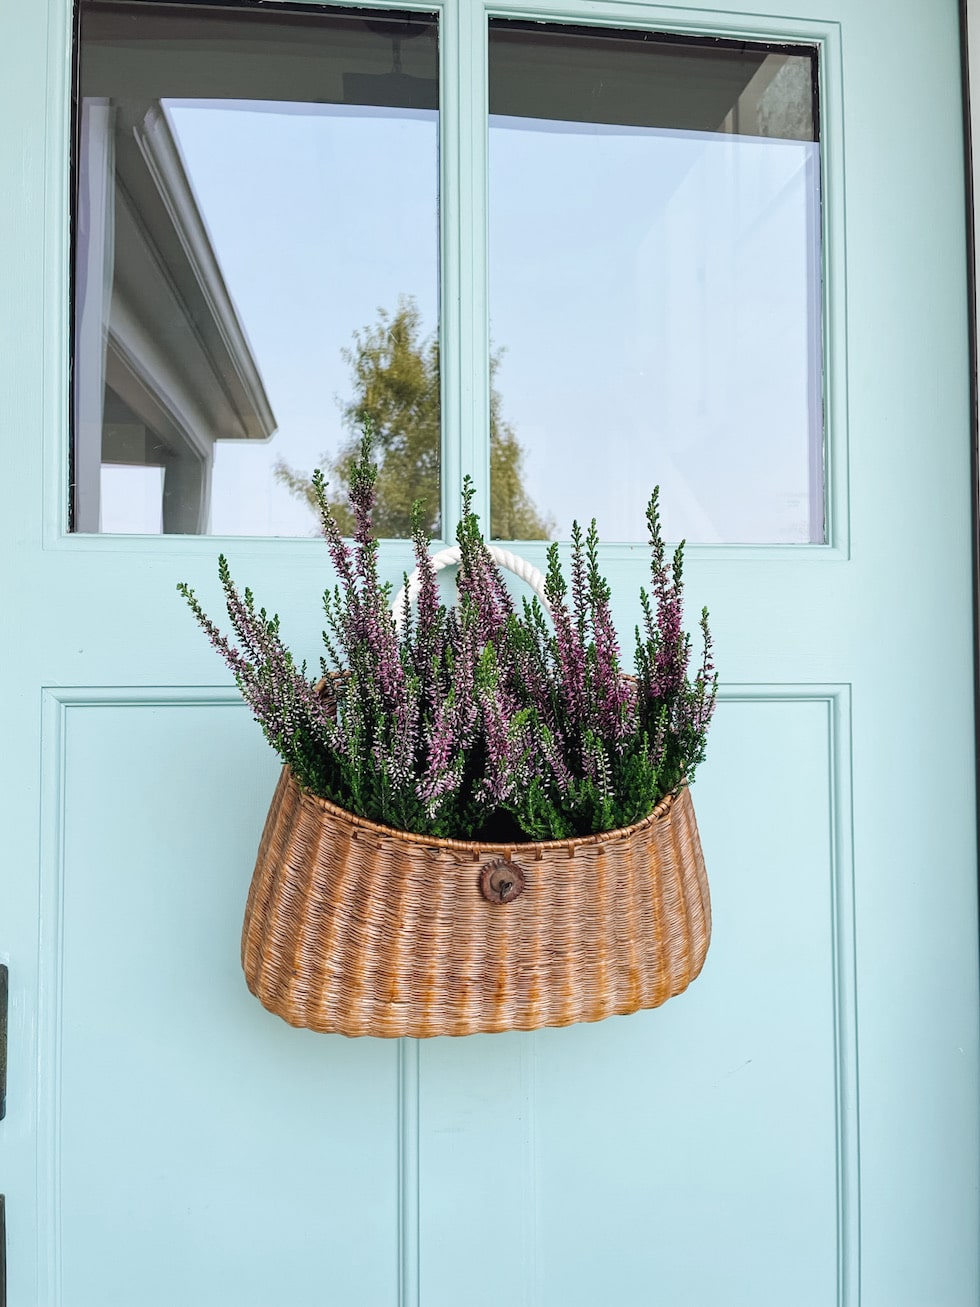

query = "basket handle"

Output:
[[391, 544, 550, 629]]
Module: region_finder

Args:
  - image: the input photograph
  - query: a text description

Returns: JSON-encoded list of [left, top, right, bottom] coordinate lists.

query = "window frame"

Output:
[[54, 0, 847, 562]]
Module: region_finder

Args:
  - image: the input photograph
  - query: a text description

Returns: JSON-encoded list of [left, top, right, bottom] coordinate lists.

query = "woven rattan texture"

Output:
[[241, 767, 711, 1037]]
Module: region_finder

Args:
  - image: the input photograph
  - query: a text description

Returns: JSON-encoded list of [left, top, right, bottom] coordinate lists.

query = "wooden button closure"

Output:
[[479, 858, 525, 904]]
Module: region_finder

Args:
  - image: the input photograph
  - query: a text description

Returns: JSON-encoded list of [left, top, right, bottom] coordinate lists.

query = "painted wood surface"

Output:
[[0, 1, 977, 1304]]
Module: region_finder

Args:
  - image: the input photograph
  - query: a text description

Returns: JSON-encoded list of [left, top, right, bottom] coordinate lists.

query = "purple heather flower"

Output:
[[180, 448, 716, 842]]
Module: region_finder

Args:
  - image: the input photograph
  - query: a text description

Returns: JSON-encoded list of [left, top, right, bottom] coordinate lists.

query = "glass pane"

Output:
[[488, 23, 823, 544], [73, 1, 440, 537]]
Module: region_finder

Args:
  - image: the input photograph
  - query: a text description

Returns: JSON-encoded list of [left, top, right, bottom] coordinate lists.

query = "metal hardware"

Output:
[[0, 965, 7, 1121]]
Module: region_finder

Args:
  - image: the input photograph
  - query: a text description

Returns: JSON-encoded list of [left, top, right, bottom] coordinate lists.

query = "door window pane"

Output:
[[489, 23, 823, 543], [73, 1, 440, 536]]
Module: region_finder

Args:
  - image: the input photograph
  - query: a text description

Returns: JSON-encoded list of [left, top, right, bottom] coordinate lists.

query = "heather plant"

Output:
[[179, 435, 717, 844]]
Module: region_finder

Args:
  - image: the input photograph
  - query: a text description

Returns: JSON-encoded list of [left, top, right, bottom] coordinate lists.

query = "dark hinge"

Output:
[[0, 963, 7, 1121]]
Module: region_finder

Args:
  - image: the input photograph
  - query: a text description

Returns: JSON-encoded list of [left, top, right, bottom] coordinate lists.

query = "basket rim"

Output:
[[279, 764, 685, 858]]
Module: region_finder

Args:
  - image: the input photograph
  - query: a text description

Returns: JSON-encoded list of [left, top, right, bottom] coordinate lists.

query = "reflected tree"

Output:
[[275, 297, 554, 540]]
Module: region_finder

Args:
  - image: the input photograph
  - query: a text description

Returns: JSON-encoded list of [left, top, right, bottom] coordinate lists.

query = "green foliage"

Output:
[[275, 296, 554, 540]]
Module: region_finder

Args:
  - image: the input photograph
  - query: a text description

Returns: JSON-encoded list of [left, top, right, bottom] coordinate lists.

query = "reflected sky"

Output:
[[166, 100, 439, 536], [169, 104, 821, 543], [490, 118, 822, 544]]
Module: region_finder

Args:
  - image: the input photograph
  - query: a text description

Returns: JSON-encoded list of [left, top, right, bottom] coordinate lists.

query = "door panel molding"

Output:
[[399, 1039, 421, 1307], [35, 684, 859, 1302], [35, 687, 246, 1304], [416, 684, 859, 1304], [718, 684, 858, 1305], [37, 687, 408, 1305]]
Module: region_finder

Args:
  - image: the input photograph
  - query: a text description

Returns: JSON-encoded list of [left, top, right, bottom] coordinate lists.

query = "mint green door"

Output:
[[2, 0, 978, 1304]]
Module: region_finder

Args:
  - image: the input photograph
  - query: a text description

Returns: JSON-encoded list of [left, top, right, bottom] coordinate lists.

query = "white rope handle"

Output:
[[391, 544, 550, 630]]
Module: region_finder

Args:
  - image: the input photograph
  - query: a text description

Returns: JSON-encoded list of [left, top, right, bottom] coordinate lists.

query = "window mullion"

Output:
[[440, 0, 490, 540]]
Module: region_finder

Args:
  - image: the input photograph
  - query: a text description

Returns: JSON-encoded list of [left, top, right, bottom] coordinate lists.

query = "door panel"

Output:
[[52, 695, 400, 1305], [421, 693, 848, 1307], [1, 1, 977, 1305]]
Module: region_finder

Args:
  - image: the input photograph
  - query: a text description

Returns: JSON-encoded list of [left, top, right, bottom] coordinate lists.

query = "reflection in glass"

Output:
[[73, 1, 439, 536], [489, 23, 823, 544]]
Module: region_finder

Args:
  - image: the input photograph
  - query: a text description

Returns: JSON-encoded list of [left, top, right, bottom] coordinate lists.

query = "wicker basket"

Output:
[[239, 545, 711, 1037], [241, 765, 710, 1037]]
